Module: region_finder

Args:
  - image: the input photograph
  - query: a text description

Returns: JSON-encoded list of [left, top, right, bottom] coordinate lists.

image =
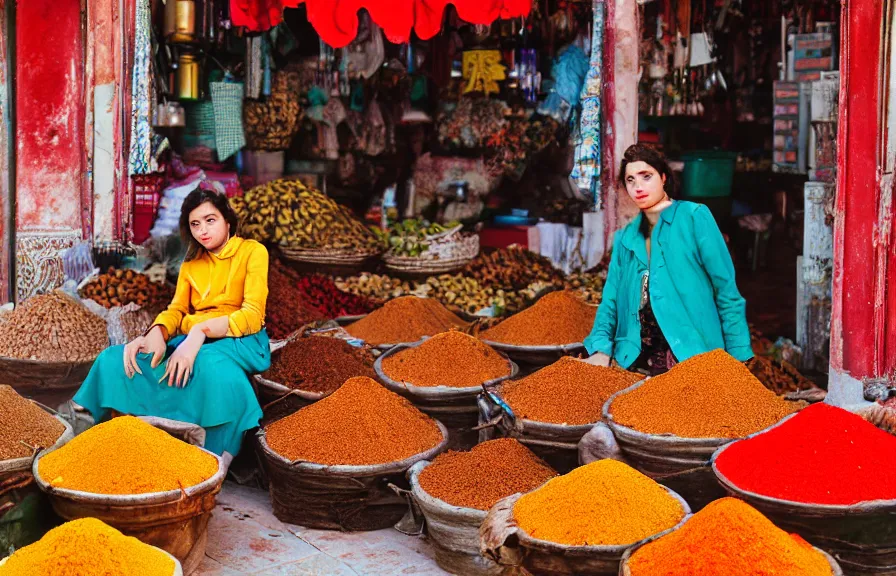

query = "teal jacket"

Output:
[[585, 201, 753, 368]]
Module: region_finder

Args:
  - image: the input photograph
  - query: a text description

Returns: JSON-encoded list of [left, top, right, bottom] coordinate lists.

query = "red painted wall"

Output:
[[0, 0, 10, 300], [15, 0, 85, 233]]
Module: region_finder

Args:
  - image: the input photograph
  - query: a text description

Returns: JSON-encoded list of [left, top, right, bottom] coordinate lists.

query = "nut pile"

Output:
[[231, 179, 382, 252], [0, 292, 108, 362], [0, 385, 66, 460], [80, 268, 173, 310], [418, 439, 556, 510], [463, 247, 564, 291], [264, 336, 376, 394]]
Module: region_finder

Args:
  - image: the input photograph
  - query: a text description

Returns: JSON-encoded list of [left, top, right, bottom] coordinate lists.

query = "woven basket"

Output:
[[278, 245, 381, 266], [383, 232, 478, 274]]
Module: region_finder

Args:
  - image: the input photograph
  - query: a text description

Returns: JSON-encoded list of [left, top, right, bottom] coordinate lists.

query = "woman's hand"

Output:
[[161, 331, 205, 388], [123, 326, 167, 378], [579, 352, 611, 367]]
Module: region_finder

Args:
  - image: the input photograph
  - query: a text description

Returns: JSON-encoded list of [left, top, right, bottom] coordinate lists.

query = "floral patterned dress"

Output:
[[633, 271, 678, 376]]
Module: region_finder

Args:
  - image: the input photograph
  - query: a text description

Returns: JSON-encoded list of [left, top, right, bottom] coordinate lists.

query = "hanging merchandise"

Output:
[[245, 36, 264, 99], [462, 50, 506, 95], [571, 0, 604, 207], [176, 53, 201, 100], [210, 81, 247, 160], [538, 44, 588, 123], [345, 12, 386, 80], [128, 0, 160, 175], [244, 71, 304, 150]]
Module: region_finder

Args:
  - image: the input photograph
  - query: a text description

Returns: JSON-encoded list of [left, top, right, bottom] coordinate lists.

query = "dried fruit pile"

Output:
[[79, 268, 173, 310], [464, 247, 565, 291]]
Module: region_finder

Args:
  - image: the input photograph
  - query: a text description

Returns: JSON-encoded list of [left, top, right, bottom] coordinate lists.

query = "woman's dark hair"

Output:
[[179, 188, 240, 261], [618, 143, 678, 199]]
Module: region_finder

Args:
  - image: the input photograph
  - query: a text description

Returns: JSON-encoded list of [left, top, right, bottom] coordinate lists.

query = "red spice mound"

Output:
[[716, 403, 896, 505], [265, 376, 443, 465], [296, 274, 376, 318], [266, 263, 326, 340], [345, 296, 469, 346], [479, 291, 596, 346], [263, 336, 375, 394], [418, 439, 557, 511], [502, 357, 642, 425], [382, 331, 511, 388]]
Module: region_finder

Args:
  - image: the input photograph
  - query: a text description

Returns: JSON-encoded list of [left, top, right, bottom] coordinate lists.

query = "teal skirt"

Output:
[[73, 330, 269, 456]]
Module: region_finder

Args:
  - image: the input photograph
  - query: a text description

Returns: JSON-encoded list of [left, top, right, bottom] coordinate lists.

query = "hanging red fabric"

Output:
[[230, 0, 531, 47]]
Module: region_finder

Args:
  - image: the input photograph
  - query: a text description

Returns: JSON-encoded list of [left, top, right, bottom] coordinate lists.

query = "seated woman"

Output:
[[74, 188, 269, 461]]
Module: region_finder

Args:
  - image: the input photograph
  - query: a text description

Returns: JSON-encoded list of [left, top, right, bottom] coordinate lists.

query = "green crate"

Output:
[[681, 151, 738, 198]]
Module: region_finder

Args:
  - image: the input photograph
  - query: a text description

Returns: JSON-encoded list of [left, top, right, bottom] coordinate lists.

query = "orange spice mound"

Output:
[[37, 416, 218, 495], [501, 357, 642, 425], [627, 498, 833, 576], [345, 296, 469, 346], [0, 518, 175, 576], [419, 439, 556, 511], [382, 331, 511, 388], [480, 291, 596, 346], [265, 376, 444, 465], [610, 349, 800, 439]]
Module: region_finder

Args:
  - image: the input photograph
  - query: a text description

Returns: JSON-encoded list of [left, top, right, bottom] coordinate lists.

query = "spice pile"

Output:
[[38, 416, 218, 494], [626, 498, 832, 576], [80, 268, 173, 310], [418, 439, 556, 511], [0, 292, 108, 362], [266, 263, 327, 340], [513, 460, 685, 546], [294, 274, 375, 318], [0, 517, 175, 576], [716, 403, 896, 505], [0, 385, 66, 460], [345, 296, 469, 346], [265, 376, 443, 465], [501, 357, 641, 425], [263, 336, 375, 394], [480, 291, 596, 346], [382, 331, 510, 388], [464, 247, 564, 291], [610, 350, 800, 438], [231, 179, 382, 252]]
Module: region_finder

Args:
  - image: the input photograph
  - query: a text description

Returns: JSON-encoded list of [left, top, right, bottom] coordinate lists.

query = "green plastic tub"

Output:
[[681, 151, 738, 198]]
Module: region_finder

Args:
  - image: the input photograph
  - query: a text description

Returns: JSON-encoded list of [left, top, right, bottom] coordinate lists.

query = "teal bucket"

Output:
[[681, 151, 737, 198]]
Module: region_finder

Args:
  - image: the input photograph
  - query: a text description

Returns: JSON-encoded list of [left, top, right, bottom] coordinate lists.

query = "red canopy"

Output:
[[231, 0, 532, 47]]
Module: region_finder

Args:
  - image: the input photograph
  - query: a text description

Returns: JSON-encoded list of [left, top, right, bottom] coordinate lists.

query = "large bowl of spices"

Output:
[[344, 296, 471, 350], [478, 357, 640, 473], [0, 292, 108, 400], [33, 416, 225, 575], [619, 497, 842, 576], [376, 332, 518, 450], [255, 335, 377, 424], [481, 460, 690, 576], [712, 403, 896, 575], [257, 376, 449, 531], [478, 291, 596, 365], [409, 439, 557, 576]]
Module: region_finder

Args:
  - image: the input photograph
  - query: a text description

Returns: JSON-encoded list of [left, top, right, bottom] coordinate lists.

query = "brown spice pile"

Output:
[[480, 291, 596, 346], [345, 296, 468, 346], [501, 357, 642, 425], [265, 376, 443, 465], [263, 336, 376, 394], [0, 292, 108, 362], [610, 349, 801, 438], [266, 262, 327, 340], [382, 331, 511, 388], [0, 385, 66, 460], [418, 439, 556, 510]]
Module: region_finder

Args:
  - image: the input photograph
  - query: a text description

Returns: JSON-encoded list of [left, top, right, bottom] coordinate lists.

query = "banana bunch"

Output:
[[231, 180, 383, 252], [377, 219, 462, 258]]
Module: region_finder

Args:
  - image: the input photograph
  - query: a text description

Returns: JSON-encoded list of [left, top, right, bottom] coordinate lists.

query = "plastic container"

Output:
[[680, 151, 737, 198]]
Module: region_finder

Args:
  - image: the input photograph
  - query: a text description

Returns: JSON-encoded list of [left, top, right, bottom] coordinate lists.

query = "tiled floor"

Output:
[[195, 482, 451, 576]]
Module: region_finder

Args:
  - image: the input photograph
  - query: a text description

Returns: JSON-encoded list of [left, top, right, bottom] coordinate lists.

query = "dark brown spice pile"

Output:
[[263, 336, 375, 394], [418, 439, 557, 510], [266, 262, 327, 340], [0, 385, 66, 460]]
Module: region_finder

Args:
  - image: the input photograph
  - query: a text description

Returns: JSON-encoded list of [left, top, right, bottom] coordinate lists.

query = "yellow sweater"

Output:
[[153, 237, 269, 338]]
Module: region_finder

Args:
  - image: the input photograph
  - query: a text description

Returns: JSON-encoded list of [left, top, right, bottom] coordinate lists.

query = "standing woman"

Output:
[[74, 188, 269, 461], [583, 144, 752, 375]]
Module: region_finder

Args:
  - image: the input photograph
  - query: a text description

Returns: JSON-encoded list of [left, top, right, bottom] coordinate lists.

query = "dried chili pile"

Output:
[[0, 386, 66, 460], [610, 350, 799, 438], [265, 376, 443, 465], [626, 498, 832, 576], [501, 357, 641, 425], [345, 296, 468, 346], [296, 274, 375, 318], [266, 262, 327, 340], [263, 336, 375, 394], [479, 291, 596, 346], [418, 439, 556, 511], [0, 517, 175, 576], [513, 459, 685, 546], [382, 331, 511, 388], [716, 403, 896, 505], [38, 416, 218, 494]]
